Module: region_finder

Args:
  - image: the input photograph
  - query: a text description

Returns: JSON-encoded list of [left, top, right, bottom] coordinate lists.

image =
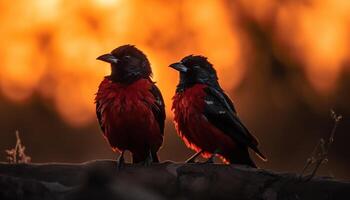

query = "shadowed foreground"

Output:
[[0, 160, 349, 200]]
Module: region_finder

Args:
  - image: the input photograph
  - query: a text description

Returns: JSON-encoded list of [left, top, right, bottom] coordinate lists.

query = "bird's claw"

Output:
[[116, 151, 125, 171], [204, 149, 220, 164], [143, 151, 153, 167], [204, 156, 215, 164], [185, 150, 204, 163], [185, 158, 197, 163]]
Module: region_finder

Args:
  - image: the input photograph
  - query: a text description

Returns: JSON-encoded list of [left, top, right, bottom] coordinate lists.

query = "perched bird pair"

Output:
[[95, 45, 266, 169]]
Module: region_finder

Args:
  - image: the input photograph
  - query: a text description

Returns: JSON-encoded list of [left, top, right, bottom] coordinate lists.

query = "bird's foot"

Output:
[[204, 149, 220, 164], [116, 151, 125, 171], [143, 151, 153, 167], [204, 155, 215, 164], [186, 150, 204, 163]]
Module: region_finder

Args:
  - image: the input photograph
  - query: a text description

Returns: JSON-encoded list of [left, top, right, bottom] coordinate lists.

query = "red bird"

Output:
[[95, 45, 165, 168], [170, 55, 266, 167]]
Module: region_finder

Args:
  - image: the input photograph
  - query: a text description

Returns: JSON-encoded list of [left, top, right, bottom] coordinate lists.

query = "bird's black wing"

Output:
[[149, 84, 166, 135], [203, 87, 266, 160], [96, 102, 105, 133]]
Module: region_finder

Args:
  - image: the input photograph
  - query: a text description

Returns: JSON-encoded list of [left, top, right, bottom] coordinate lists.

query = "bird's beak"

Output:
[[96, 54, 119, 64], [169, 62, 188, 73]]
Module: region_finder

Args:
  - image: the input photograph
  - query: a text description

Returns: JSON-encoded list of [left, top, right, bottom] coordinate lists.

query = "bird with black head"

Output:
[[95, 45, 165, 168], [170, 55, 267, 167]]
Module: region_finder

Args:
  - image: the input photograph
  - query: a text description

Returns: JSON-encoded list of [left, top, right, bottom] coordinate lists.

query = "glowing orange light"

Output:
[[0, 0, 349, 126], [276, 0, 350, 93]]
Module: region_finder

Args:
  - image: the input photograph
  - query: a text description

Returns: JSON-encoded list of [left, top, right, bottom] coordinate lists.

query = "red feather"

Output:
[[172, 84, 236, 162], [95, 78, 163, 160]]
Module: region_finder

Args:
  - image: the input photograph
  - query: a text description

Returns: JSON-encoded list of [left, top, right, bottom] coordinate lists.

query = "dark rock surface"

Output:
[[0, 160, 349, 200]]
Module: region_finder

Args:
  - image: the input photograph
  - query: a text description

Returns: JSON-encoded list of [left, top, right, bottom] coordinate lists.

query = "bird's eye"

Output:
[[124, 55, 131, 60], [193, 65, 200, 69]]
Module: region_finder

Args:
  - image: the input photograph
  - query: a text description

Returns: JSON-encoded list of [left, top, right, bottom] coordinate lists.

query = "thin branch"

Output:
[[5, 130, 31, 164], [299, 110, 342, 181]]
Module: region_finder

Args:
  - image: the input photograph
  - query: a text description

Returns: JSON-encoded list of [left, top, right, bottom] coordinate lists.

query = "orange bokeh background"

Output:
[[1, 0, 349, 126]]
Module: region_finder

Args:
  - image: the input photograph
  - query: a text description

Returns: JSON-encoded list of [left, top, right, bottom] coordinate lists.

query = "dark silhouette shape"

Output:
[[170, 55, 266, 167], [95, 45, 165, 167]]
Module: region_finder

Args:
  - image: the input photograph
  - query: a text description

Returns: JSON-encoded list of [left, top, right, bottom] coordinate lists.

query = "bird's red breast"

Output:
[[95, 77, 163, 154], [172, 84, 236, 160]]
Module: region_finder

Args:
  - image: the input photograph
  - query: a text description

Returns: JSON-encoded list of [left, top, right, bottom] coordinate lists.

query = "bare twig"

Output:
[[299, 110, 342, 181], [5, 130, 31, 164], [299, 139, 321, 176]]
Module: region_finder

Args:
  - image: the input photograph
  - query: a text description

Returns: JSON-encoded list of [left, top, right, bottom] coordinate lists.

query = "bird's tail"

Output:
[[227, 147, 257, 168]]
